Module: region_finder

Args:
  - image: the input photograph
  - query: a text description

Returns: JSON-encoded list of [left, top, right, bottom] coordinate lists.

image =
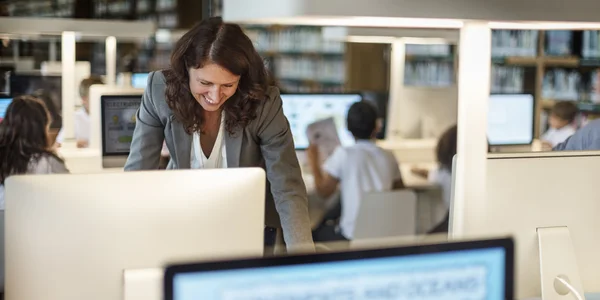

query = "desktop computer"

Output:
[[280, 93, 362, 149], [487, 94, 535, 146], [88, 85, 143, 157], [101, 94, 142, 168], [451, 152, 600, 299], [164, 237, 514, 300], [131, 73, 149, 89], [0, 97, 12, 122], [4, 168, 266, 300]]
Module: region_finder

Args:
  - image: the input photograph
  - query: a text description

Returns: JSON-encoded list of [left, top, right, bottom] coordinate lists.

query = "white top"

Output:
[[0, 155, 69, 210], [323, 140, 402, 239], [55, 108, 91, 145], [428, 167, 453, 208], [541, 125, 576, 147], [191, 112, 227, 169]]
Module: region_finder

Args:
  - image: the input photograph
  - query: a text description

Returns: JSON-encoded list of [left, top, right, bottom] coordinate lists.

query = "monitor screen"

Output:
[[10, 74, 62, 129], [0, 97, 12, 122], [488, 94, 534, 146], [100, 95, 142, 156], [166, 238, 513, 300], [131, 73, 149, 89], [281, 93, 362, 149]]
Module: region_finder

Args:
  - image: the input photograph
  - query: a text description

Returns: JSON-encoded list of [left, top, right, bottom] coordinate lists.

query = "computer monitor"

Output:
[[452, 152, 600, 299], [132, 73, 149, 89], [4, 168, 266, 300], [0, 97, 12, 122], [100, 94, 142, 168], [165, 237, 514, 300], [10, 73, 62, 129], [487, 94, 534, 146], [280, 93, 362, 149]]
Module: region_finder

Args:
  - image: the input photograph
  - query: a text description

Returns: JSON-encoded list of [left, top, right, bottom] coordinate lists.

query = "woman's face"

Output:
[[189, 63, 240, 112]]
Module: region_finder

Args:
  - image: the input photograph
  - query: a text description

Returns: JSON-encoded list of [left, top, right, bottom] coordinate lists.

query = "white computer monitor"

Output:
[[280, 93, 362, 149], [132, 73, 149, 89], [4, 168, 266, 300], [89, 85, 143, 153], [100, 94, 142, 168], [164, 237, 514, 300], [451, 152, 600, 299], [487, 94, 534, 146], [0, 97, 12, 122]]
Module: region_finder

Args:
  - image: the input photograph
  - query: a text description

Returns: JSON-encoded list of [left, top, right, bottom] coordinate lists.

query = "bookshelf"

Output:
[[243, 25, 346, 93], [491, 29, 600, 137], [403, 44, 456, 87]]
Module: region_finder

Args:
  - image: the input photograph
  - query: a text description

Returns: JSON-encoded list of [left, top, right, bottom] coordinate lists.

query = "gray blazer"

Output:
[[124, 71, 313, 248]]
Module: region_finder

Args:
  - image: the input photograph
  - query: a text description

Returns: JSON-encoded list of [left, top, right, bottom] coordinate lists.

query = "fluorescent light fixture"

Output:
[[489, 21, 600, 30], [345, 35, 397, 43], [238, 16, 463, 29], [401, 37, 449, 45]]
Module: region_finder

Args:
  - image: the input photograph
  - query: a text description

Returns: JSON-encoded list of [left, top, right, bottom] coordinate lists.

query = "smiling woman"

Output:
[[124, 17, 314, 253]]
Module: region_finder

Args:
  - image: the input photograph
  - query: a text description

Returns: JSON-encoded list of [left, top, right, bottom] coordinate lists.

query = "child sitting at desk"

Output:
[[541, 101, 578, 148], [412, 124, 456, 210], [307, 101, 405, 242], [0, 95, 69, 209]]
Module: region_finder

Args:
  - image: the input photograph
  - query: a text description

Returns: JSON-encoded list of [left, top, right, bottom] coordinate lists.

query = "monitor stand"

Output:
[[537, 226, 586, 300]]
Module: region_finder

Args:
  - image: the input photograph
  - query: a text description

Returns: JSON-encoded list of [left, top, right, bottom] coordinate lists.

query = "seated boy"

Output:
[[307, 101, 404, 242], [55, 76, 104, 148], [541, 101, 578, 148]]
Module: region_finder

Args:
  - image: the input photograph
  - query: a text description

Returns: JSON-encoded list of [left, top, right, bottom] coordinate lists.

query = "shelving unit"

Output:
[[491, 29, 600, 137], [244, 25, 346, 93], [403, 44, 456, 87]]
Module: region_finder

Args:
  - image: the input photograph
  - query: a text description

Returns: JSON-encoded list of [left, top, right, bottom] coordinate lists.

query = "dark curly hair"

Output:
[[163, 17, 268, 134], [0, 95, 63, 184], [436, 125, 458, 171]]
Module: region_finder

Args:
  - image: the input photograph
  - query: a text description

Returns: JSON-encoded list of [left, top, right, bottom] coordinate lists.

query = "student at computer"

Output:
[[412, 124, 456, 209], [124, 17, 314, 252], [55, 76, 104, 148], [307, 101, 405, 242], [0, 95, 69, 209], [541, 101, 578, 148]]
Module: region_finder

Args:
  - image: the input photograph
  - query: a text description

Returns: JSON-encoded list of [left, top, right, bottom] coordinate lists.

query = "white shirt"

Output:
[[323, 140, 402, 239], [55, 108, 90, 145], [191, 112, 227, 169], [0, 155, 69, 210], [542, 125, 576, 147], [428, 167, 453, 208]]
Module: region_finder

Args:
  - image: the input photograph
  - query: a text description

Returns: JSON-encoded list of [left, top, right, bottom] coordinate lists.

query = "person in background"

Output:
[[541, 101, 578, 148], [308, 101, 405, 242], [554, 119, 600, 151], [55, 76, 104, 148], [0, 95, 69, 209], [412, 124, 457, 210], [124, 17, 314, 253], [412, 125, 457, 234]]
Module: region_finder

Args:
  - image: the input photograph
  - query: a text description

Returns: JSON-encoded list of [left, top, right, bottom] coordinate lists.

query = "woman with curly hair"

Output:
[[124, 17, 314, 252], [0, 95, 69, 209]]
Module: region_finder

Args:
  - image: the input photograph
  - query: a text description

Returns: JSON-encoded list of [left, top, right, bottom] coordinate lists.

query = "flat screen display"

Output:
[[281, 93, 362, 149]]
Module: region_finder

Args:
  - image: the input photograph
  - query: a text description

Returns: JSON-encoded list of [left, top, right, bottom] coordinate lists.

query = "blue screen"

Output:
[[281, 94, 362, 149], [0, 98, 12, 120], [173, 247, 507, 300], [488, 94, 534, 146], [131, 73, 149, 89]]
